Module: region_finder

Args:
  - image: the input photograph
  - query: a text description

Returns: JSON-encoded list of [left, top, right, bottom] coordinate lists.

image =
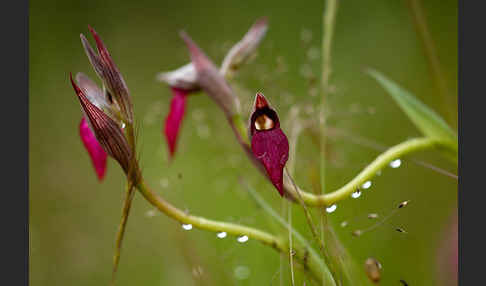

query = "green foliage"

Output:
[[367, 69, 457, 158]]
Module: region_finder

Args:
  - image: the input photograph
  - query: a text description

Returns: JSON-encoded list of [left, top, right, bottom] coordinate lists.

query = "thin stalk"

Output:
[[111, 123, 138, 286], [320, 2, 339, 284], [320, 0, 338, 196], [243, 181, 335, 285], [111, 182, 136, 286], [288, 202, 295, 286]]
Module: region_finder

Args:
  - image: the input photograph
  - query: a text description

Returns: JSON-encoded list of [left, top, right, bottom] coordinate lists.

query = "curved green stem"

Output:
[[288, 137, 440, 207], [135, 178, 325, 284]]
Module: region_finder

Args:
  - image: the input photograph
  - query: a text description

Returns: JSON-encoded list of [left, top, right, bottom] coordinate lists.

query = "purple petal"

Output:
[[79, 117, 107, 181], [251, 128, 289, 196], [164, 88, 188, 159]]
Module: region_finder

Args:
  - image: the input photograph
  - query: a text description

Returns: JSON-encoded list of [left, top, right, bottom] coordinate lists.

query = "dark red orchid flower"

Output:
[[249, 93, 289, 196]]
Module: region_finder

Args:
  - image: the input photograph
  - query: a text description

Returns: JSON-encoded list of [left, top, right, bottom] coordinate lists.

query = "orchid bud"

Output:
[[80, 26, 133, 123], [180, 32, 241, 118], [220, 17, 268, 76], [249, 93, 289, 196], [70, 73, 133, 174], [79, 117, 108, 180], [164, 88, 188, 158]]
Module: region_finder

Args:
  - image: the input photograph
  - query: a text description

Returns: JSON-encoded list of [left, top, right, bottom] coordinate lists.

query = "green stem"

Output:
[[320, 0, 338, 196], [293, 137, 440, 206], [320, 1, 339, 284], [111, 182, 136, 286], [135, 179, 325, 284]]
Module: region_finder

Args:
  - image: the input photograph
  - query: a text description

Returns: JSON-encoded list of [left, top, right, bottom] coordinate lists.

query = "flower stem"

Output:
[[111, 181, 136, 286], [135, 178, 325, 284], [293, 137, 441, 206]]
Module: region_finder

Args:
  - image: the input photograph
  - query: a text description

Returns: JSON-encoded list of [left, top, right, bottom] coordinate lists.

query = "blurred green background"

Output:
[[30, 0, 457, 285]]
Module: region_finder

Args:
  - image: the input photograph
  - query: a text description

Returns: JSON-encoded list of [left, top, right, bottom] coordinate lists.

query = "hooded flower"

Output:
[[249, 93, 289, 196], [71, 73, 133, 175], [157, 17, 268, 159]]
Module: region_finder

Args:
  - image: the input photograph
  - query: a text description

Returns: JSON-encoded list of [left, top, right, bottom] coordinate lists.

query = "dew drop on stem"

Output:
[[237, 235, 249, 243], [362, 181, 372, 189], [351, 189, 362, 198], [182, 224, 193, 230], [217, 232, 227, 239], [390, 159, 402, 168], [326, 204, 337, 213]]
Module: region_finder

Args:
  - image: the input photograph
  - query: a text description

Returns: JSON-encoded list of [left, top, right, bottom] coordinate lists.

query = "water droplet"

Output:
[[351, 190, 362, 198], [234, 265, 251, 280], [121, 122, 126, 129], [390, 159, 402, 168], [326, 204, 337, 213], [182, 224, 193, 230], [217, 232, 227, 239], [361, 181, 372, 189], [340, 221, 348, 228], [368, 213, 379, 219], [237, 235, 249, 243]]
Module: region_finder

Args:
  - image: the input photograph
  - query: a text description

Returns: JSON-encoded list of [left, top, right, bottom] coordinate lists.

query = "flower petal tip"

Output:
[[254, 93, 269, 110], [164, 88, 188, 160], [79, 118, 107, 181]]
